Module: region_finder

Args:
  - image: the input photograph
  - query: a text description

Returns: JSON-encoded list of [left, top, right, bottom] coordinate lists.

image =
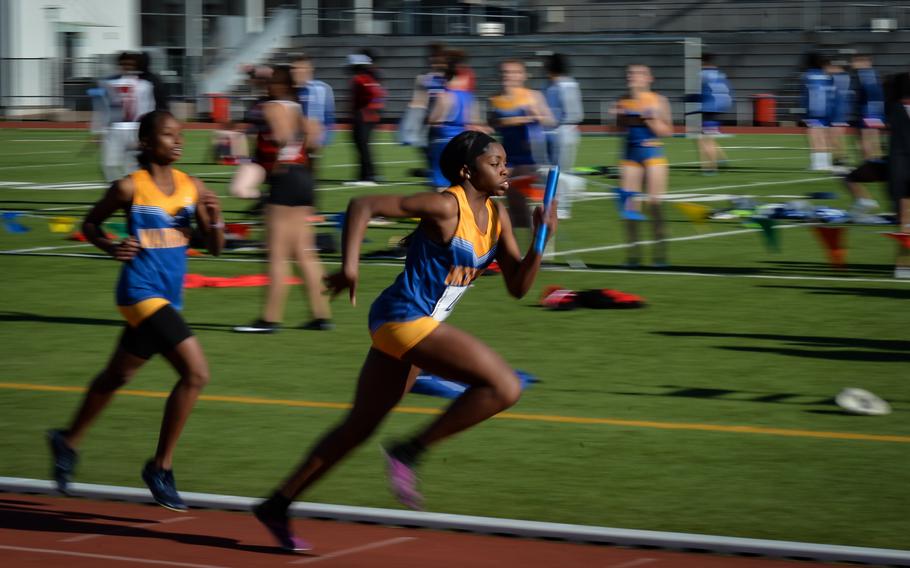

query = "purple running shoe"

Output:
[[382, 447, 423, 511]]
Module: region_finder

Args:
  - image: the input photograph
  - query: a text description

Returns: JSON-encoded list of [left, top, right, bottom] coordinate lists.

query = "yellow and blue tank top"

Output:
[[490, 87, 545, 166], [116, 168, 197, 326], [619, 91, 663, 148], [369, 185, 501, 330]]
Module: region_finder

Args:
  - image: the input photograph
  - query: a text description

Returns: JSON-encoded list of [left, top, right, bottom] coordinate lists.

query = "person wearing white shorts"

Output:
[[93, 53, 156, 183]]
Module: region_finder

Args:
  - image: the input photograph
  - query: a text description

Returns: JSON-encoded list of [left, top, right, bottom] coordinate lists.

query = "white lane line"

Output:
[[1, 243, 92, 254], [61, 516, 197, 543], [291, 536, 417, 565], [608, 559, 658, 568], [550, 223, 812, 256], [670, 155, 804, 167], [0, 544, 230, 568], [5, 250, 906, 284], [191, 159, 422, 177], [579, 176, 839, 203], [540, 265, 907, 284], [1, 150, 73, 157], [0, 162, 82, 171]]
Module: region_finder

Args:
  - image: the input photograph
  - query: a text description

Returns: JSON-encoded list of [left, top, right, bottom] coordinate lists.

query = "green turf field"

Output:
[[0, 128, 907, 550]]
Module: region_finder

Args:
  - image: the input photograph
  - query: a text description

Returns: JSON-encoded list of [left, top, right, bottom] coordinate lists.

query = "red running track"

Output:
[[0, 494, 857, 568]]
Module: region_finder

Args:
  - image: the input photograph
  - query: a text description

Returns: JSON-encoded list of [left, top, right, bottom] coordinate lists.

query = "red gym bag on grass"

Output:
[[577, 289, 645, 309]]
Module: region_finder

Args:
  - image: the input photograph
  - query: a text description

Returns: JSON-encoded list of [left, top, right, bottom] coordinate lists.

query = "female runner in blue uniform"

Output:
[[614, 64, 673, 267], [47, 110, 224, 512], [253, 130, 557, 552], [427, 55, 485, 189]]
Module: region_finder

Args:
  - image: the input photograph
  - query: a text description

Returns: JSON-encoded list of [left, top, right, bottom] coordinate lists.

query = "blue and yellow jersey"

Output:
[[116, 168, 197, 327], [619, 91, 663, 148], [490, 87, 545, 166], [369, 185, 501, 334]]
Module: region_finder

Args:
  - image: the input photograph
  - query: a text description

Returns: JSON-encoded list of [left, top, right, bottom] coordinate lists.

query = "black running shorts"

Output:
[[119, 304, 193, 360], [267, 164, 315, 207]]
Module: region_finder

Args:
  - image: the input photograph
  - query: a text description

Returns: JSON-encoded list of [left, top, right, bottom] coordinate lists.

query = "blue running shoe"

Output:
[[47, 429, 78, 495], [253, 501, 312, 552], [142, 460, 188, 512]]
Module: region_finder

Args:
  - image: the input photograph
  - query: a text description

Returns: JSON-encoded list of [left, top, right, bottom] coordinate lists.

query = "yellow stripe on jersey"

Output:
[[490, 87, 535, 111], [618, 91, 660, 114], [447, 185, 500, 260], [132, 169, 197, 216], [137, 227, 190, 249]]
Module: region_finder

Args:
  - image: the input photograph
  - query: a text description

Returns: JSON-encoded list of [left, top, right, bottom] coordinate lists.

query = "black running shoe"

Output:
[[142, 460, 188, 512], [47, 429, 78, 495], [253, 500, 312, 552], [300, 319, 334, 331], [233, 319, 281, 333]]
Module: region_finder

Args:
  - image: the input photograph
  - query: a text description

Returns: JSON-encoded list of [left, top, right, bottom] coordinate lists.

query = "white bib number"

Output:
[[431, 285, 469, 321]]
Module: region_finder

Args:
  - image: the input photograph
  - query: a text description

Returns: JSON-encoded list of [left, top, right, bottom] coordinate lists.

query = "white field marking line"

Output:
[[578, 176, 840, 203], [670, 155, 804, 166], [317, 181, 415, 193], [1, 150, 73, 157], [321, 159, 420, 169], [0, 544, 231, 568], [8, 139, 83, 142], [61, 516, 196, 543], [607, 559, 658, 568], [291, 536, 417, 565], [3, 250, 908, 284], [190, 159, 422, 177], [549, 223, 811, 256], [0, 162, 81, 171], [0, 243, 92, 254], [721, 146, 811, 150], [540, 265, 910, 285], [16, 204, 92, 212]]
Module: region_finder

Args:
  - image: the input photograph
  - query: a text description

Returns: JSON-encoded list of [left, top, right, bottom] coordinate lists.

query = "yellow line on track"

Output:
[[2, 382, 907, 443]]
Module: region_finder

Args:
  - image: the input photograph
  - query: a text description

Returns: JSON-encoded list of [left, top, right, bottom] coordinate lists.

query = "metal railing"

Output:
[[316, 8, 532, 36], [305, 2, 910, 36]]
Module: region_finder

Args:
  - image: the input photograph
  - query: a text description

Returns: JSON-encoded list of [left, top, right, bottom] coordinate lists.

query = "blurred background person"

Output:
[[226, 65, 272, 208], [614, 64, 673, 268], [93, 52, 156, 183], [426, 51, 486, 190], [400, 43, 447, 178], [345, 53, 385, 186], [544, 52, 583, 219], [447, 48, 476, 93], [852, 52, 886, 160], [292, 53, 335, 176], [138, 51, 169, 111], [885, 70, 910, 235], [698, 52, 733, 174], [802, 52, 834, 171], [489, 58, 554, 231], [825, 57, 854, 170], [233, 65, 332, 333]]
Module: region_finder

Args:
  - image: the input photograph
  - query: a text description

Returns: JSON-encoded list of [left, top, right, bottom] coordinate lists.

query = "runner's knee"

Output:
[[180, 367, 210, 389]]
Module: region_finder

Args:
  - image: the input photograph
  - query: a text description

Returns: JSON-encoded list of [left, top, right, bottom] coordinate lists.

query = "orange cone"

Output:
[[813, 226, 847, 269]]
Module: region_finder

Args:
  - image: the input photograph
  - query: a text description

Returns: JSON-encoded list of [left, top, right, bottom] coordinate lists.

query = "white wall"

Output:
[[3, 0, 139, 114]]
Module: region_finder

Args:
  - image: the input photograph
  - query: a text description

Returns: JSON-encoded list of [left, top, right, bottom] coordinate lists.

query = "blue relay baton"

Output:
[[533, 165, 560, 254]]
